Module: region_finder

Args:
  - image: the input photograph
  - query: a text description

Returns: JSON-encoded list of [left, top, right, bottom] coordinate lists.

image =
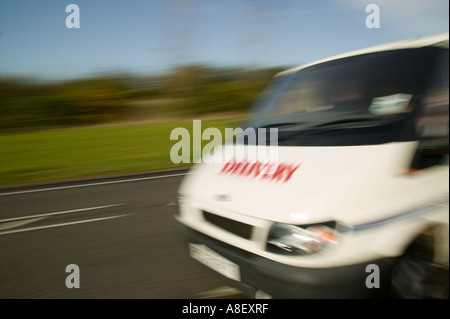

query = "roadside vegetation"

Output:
[[0, 65, 283, 133], [0, 120, 234, 186], [0, 64, 284, 186]]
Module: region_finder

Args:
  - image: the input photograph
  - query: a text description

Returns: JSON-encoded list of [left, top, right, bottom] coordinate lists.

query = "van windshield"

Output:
[[245, 47, 444, 146]]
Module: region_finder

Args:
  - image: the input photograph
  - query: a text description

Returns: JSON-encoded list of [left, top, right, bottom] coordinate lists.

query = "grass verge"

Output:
[[0, 119, 240, 187]]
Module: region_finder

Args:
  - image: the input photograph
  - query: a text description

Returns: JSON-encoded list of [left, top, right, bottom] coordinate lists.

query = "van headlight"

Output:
[[266, 222, 339, 255]]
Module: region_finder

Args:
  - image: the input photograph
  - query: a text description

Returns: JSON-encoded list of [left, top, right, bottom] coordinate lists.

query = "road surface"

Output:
[[0, 171, 245, 299]]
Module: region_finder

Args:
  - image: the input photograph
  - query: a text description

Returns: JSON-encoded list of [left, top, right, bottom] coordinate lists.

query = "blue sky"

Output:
[[0, 0, 448, 80]]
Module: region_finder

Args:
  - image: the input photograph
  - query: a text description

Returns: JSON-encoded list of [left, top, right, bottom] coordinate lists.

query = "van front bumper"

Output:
[[178, 222, 397, 299]]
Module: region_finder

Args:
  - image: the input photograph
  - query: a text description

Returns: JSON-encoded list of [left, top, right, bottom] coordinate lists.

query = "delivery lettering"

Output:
[[220, 159, 300, 183]]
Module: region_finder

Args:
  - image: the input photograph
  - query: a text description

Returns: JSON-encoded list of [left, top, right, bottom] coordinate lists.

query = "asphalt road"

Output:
[[0, 170, 244, 299]]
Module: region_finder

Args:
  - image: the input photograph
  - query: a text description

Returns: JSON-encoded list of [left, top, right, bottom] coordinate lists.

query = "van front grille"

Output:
[[202, 211, 253, 239]]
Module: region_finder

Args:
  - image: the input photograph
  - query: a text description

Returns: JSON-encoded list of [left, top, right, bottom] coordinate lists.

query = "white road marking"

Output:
[[0, 216, 47, 231], [194, 286, 244, 299], [0, 214, 130, 235], [0, 204, 125, 223], [0, 172, 192, 197], [165, 201, 177, 206]]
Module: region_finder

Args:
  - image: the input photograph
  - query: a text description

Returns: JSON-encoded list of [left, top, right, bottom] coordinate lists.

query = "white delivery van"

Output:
[[175, 33, 449, 299]]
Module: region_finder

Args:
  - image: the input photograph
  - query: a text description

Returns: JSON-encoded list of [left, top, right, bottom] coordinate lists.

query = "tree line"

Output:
[[0, 65, 285, 133]]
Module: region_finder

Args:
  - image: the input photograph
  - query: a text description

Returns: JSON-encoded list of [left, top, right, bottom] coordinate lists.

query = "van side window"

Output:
[[410, 49, 449, 170]]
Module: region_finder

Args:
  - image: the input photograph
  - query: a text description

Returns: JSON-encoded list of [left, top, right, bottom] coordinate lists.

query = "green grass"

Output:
[[0, 119, 239, 187]]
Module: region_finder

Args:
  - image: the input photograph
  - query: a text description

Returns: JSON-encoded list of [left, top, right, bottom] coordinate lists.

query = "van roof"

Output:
[[278, 32, 449, 77]]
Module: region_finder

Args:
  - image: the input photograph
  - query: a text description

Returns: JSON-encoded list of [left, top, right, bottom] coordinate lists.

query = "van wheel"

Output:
[[390, 231, 449, 299]]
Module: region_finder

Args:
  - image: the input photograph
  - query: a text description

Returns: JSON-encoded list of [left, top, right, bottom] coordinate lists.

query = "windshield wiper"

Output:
[[274, 116, 398, 142], [310, 116, 389, 129], [256, 122, 306, 129]]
